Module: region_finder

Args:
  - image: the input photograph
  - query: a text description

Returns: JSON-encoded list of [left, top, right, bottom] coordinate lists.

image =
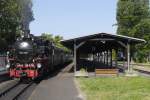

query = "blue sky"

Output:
[[30, 0, 117, 39]]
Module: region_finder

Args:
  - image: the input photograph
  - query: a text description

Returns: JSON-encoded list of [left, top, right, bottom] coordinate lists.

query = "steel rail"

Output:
[[0, 82, 20, 97], [0, 81, 33, 100]]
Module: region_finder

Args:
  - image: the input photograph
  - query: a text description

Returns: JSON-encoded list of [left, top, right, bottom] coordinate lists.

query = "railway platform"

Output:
[[29, 63, 83, 100], [0, 70, 7, 76]]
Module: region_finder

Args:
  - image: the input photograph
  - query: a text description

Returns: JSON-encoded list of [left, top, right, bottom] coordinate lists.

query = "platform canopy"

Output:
[[61, 33, 145, 53], [61, 33, 146, 75]]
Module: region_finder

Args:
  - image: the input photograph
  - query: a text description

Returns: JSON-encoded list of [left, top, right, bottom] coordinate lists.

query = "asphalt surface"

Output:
[[29, 63, 83, 100]]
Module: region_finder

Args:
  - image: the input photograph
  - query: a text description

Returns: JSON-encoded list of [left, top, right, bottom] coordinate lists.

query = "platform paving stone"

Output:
[[29, 67, 82, 100]]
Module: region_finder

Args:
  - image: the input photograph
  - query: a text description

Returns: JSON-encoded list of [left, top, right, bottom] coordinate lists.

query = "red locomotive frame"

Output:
[[9, 64, 38, 78], [8, 56, 51, 79]]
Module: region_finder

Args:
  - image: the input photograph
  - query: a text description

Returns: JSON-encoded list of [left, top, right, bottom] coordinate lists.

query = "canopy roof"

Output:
[[61, 33, 145, 53]]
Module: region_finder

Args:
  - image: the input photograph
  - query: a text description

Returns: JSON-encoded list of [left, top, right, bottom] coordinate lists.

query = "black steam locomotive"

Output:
[[6, 33, 71, 80]]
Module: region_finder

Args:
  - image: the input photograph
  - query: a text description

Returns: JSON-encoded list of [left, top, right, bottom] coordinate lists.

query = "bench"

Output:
[[95, 69, 119, 76]]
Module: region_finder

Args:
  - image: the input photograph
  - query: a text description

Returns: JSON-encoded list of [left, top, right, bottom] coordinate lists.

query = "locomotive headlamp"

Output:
[[7, 51, 10, 55], [20, 42, 28, 48], [37, 63, 42, 68], [21, 35, 24, 38], [6, 64, 10, 69]]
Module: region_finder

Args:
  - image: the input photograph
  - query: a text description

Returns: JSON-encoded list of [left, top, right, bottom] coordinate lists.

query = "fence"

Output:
[[0, 53, 7, 71]]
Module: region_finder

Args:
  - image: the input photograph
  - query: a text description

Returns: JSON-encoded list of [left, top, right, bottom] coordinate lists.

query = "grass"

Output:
[[77, 76, 150, 100]]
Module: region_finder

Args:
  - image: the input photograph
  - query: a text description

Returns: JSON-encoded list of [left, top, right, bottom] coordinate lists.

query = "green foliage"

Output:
[[117, 0, 150, 62], [132, 19, 150, 62], [0, 0, 20, 49], [41, 33, 53, 41], [0, 0, 34, 50], [117, 0, 150, 35], [54, 35, 63, 44], [41, 33, 70, 52]]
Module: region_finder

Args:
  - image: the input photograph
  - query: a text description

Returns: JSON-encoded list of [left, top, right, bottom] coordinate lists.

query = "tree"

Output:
[[41, 33, 53, 41], [53, 35, 63, 44], [117, 0, 149, 35], [116, 0, 150, 62], [41, 33, 63, 45], [0, 0, 34, 50], [41, 33, 69, 51], [0, 0, 20, 49], [131, 19, 150, 62]]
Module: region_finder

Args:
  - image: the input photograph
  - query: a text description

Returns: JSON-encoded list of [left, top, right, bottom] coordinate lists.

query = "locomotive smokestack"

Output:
[[24, 30, 30, 38], [21, 26, 30, 38]]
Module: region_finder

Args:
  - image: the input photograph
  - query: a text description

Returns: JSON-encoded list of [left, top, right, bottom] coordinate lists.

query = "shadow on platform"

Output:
[[77, 59, 124, 73]]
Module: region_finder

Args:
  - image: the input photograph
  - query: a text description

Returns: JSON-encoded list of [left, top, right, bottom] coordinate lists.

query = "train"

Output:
[[6, 33, 72, 80]]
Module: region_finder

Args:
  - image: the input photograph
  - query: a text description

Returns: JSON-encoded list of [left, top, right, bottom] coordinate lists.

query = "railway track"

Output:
[[0, 81, 33, 100], [134, 68, 150, 75], [131, 63, 150, 75], [118, 63, 150, 76]]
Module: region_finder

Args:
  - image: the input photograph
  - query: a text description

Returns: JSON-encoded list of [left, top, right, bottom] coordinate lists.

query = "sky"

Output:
[[30, 0, 117, 39]]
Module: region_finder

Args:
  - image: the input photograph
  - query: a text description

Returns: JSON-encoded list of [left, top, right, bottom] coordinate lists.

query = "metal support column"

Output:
[[102, 52, 103, 63], [100, 52, 102, 62], [100, 52, 102, 63], [103, 52, 104, 64], [74, 42, 77, 74], [107, 50, 109, 65], [110, 49, 112, 67], [115, 49, 118, 67], [74, 41, 86, 75], [98, 53, 99, 62], [100, 52, 103, 63], [127, 43, 130, 73], [104, 52, 106, 64]]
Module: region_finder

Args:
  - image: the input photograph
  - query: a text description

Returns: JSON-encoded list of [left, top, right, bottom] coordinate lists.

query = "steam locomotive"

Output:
[[6, 33, 71, 80]]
